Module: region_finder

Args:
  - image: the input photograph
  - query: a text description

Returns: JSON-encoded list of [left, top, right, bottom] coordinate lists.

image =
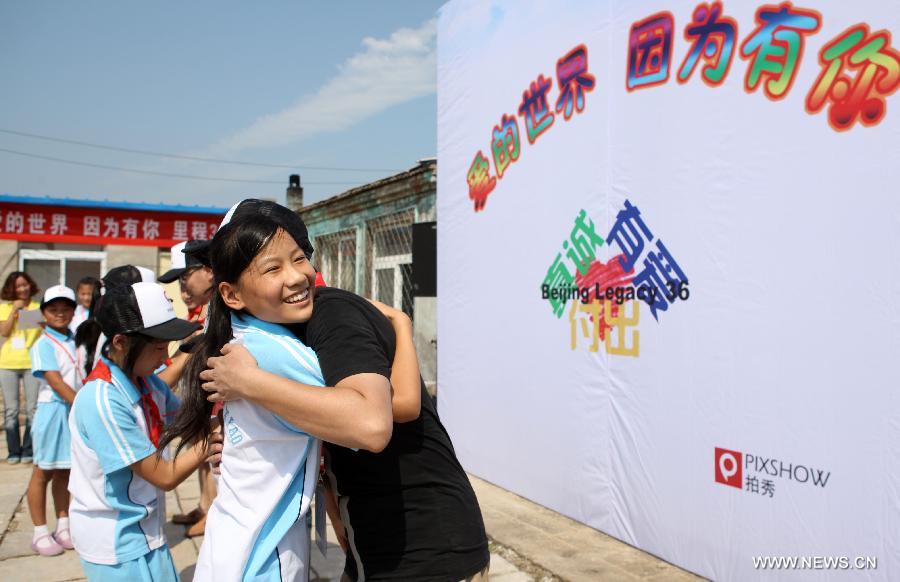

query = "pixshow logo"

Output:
[[715, 447, 743, 488], [714, 446, 831, 499]]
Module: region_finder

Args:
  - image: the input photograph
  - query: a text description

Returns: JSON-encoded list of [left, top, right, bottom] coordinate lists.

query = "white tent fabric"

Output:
[[437, 1, 900, 580]]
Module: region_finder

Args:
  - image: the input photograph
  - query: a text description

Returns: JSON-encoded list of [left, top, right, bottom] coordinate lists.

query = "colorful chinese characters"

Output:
[[627, 12, 675, 91], [518, 74, 555, 144], [740, 3, 821, 100], [607, 200, 689, 322], [604, 299, 640, 358], [556, 45, 596, 119], [542, 200, 687, 358], [491, 114, 520, 179], [806, 25, 900, 131], [629, 2, 897, 131], [466, 151, 496, 212], [570, 299, 607, 353], [568, 257, 638, 358], [677, 2, 737, 86], [542, 209, 606, 318], [467, 45, 595, 212]]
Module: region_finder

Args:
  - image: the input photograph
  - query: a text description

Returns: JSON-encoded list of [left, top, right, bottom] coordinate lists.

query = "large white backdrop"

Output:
[[437, 1, 900, 580]]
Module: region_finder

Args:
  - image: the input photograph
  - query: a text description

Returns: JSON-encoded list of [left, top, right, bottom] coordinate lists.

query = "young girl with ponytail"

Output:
[[160, 206, 418, 581], [68, 281, 204, 581]]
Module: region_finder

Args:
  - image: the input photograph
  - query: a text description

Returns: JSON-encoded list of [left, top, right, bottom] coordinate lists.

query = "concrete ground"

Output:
[[0, 412, 703, 581], [469, 475, 704, 581], [0, 432, 529, 581]]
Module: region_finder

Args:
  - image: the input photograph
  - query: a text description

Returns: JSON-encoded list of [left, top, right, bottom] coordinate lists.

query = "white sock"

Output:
[[56, 517, 69, 532], [33, 524, 49, 542]]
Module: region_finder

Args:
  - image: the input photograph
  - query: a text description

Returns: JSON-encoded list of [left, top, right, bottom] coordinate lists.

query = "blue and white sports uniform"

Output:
[[68, 357, 181, 579], [30, 326, 85, 469], [194, 313, 325, 582], [70, 304, 89, 335]]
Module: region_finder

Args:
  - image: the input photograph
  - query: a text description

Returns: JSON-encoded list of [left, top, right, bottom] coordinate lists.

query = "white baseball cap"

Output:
[[41, 285, 77, 309], [157, 242, 188, 283], [96, 281, 200, 340]]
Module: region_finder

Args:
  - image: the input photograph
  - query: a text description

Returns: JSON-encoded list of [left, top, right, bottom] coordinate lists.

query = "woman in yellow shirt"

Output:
[[0, 272, 42, 464]]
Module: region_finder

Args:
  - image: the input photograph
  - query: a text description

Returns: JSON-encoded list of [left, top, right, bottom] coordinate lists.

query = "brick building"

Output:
[[295, 159, 438, 394]]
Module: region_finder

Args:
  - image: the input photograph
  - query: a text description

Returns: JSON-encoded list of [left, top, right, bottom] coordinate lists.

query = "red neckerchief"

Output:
[[87, 361, 163, 447], [188, 304, 206, 326], [138, 378, 163, 448], [85, 358, 112, 383]]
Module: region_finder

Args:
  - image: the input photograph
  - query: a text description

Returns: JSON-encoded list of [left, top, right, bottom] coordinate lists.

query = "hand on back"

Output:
[[200, 343, 259, 403]]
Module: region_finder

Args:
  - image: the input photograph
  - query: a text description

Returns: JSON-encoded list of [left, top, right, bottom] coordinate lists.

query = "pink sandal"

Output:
[[53, 528, 75, 550], [31, 533, 65, 557]]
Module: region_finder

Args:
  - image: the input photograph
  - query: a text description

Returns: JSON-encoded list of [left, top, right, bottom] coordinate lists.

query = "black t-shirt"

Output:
[[293, 287, 489, 581]]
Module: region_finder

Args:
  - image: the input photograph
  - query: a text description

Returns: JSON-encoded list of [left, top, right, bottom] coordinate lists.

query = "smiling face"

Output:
[[14, 276, 32, 301], [41, 300, 75, 333], [179, 279, 198, 310], [76, 283, 93, 308], [220, 228, 316, 324], [181, 266, 214, 306]]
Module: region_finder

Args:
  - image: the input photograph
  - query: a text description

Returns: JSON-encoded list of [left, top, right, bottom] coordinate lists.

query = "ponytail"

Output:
[[159, 208, 306, 456], [75, 281, 106, 376], [75, 318, 104, 377], [159, 292, 232, 455]]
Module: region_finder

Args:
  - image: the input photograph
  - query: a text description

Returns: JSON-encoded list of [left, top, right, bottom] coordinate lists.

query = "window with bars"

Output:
[[314, 229, 357, 292], [365, 209, 414, 317]]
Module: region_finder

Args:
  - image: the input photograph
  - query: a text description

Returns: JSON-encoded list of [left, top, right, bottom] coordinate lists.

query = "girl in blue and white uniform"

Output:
[[160, 206, 419, 582], [68, 281, 205, 581], [161, 214, 326, 581], [28, 285, 85, 556]]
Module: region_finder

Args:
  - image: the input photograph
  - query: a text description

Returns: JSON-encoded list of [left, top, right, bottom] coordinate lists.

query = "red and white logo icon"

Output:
[[715, 447, 743, 489]]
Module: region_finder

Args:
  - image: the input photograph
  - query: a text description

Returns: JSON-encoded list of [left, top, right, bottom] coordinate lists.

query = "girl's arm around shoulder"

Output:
[[201, 343, 392, 452], [366, 299, 421, 423]]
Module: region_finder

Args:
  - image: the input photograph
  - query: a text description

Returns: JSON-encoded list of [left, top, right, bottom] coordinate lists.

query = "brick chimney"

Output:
[[286, 174, 303, 212]]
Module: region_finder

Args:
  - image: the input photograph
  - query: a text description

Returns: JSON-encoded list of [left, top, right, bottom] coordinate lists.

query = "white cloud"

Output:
[[206, 18, 436, 157]]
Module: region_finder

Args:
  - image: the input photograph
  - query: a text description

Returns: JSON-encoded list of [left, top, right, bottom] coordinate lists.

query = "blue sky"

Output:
[[0, 1, 445, 208]]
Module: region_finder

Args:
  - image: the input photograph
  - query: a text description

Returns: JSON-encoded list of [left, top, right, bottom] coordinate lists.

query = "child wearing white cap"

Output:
[[68, 281, 205, 581], [27, 285, 85, 556], [74, 265, 158, 377]]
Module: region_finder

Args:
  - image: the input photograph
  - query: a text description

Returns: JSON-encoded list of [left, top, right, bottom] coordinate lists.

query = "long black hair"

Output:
[[159, 205, 313, 455], [75, 266, 148, 376]]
